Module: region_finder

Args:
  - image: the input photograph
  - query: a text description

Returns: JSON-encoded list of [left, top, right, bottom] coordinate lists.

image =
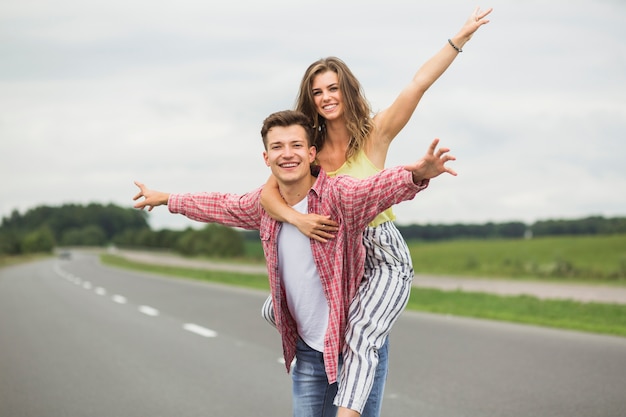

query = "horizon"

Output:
[[2, 200, 621, 231]]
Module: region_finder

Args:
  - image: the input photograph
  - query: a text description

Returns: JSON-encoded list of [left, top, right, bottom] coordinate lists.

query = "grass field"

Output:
[[408, 288, 626, 337], [0, 253, 50, 268], [407, 234, 626, 282]]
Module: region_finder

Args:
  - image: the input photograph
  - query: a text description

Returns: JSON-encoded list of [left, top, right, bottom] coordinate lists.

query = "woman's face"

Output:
[[311, 70, 343, 121]]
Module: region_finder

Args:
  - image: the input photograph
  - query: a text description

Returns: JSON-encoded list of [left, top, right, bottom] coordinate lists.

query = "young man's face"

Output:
[[263, 125, 316, 186]]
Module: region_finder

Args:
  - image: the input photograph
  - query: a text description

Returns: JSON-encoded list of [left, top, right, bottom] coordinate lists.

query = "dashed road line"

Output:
[[138, 305, 159, 317], [112, 295, 127, 304], [55, 264, 219, 342], [183, 323, 217, 338]]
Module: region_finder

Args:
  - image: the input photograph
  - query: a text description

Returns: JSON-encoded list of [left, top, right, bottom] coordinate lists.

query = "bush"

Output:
[[21, 227, 56, 254]]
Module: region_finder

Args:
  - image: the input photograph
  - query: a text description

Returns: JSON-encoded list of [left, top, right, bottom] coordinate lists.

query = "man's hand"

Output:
[[133, 181, 170, 211], [405, 138, 457, 183]]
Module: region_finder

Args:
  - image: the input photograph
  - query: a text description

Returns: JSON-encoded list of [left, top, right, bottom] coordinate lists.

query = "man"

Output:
[[133, 110, 456, 416]]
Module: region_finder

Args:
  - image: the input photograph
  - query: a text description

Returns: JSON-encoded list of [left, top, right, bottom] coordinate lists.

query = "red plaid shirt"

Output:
[[168, 166, 428, 383]]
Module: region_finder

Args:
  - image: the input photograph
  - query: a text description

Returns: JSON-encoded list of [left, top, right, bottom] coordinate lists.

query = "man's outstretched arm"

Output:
[[132, 180, 263, 230]]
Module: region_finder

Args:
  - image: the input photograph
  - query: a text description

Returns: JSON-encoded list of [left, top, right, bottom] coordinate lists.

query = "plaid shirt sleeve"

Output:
[[332, 166, 429, 228], [168, 187, 263, 230]]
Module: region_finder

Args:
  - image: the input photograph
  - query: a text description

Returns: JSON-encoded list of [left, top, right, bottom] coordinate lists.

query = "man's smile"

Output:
[[279, 162, 300, 169]]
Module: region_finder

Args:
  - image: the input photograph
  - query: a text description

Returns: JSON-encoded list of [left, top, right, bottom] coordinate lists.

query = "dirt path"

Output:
[[113, 249, 626, 305]]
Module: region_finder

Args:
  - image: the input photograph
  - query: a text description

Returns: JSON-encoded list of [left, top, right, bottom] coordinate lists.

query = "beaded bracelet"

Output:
[[448, 38, 463, 53]]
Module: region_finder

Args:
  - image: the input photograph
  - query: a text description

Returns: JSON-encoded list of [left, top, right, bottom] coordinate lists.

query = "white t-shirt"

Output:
[[278, 196, 329, 352]]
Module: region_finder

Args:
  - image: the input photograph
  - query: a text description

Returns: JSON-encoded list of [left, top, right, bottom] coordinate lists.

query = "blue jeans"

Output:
[[292, 338, 389, 417]]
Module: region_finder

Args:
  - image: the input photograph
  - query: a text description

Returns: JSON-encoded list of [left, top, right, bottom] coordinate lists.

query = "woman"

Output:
[[261, 7, 492, 417]]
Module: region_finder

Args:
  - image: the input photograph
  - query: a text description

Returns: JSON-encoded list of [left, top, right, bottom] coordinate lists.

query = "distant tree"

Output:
[[496, 222, 527, 238], [530, 216, 626, 236], [111, 228, 184, 250], [0, 230, 22, 255], [175, 225, 244, 257], [202, 224, 245, 257], [151, 229, 182, 248], [60, 225, 107, 246], [1, 203, 150, 248], [134, 228, 159, 248], [21, 227, 56, 254]]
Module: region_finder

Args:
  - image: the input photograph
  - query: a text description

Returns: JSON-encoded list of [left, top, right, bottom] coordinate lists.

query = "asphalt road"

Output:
[[1, 252, 625, 417]]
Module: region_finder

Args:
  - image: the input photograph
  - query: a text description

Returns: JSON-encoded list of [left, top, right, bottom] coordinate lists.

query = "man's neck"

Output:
[[279, 174, 316, 206]]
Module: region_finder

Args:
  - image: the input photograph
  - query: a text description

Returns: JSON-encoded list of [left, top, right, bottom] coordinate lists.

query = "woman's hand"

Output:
[[292, 212, 339, 243], [457, 6, 493, 43]]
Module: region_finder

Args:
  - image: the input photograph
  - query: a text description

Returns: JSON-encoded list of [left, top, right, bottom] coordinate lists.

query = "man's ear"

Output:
[[263, 151, 270, 167], [308, 146, 316, 163]]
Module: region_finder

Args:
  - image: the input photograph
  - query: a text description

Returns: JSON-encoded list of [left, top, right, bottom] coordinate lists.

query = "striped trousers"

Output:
[[262, 221, 414, 416]]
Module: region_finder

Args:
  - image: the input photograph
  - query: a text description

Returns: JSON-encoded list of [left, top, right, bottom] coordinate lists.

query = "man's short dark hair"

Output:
[[260, 110, 315, 149]]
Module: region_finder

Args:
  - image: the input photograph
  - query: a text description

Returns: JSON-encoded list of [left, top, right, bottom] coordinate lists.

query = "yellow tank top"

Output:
[[326, 149, 395, 227]]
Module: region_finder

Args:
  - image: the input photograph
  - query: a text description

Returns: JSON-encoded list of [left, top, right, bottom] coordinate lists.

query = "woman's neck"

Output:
[[317, 118, 350, 171], [324, 117, 350, 146]]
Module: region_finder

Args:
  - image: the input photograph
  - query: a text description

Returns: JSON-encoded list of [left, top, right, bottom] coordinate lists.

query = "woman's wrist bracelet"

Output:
[[448, 38, 463, 53]]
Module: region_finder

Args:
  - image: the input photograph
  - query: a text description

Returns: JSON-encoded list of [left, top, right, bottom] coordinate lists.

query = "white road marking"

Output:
[[138, 305, 159, 317], [112, 295, 127, 304], [54, 266, 225, 342], [183, 323, 217, 338]]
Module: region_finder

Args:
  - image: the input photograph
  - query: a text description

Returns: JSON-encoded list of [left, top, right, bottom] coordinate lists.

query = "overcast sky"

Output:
[[1, 0, 625, 231]]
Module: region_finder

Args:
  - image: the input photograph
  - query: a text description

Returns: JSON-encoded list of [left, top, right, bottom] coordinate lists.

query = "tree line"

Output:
[[1, 203, 624, 257], [0, 203, 243, 257], [395, 215, 626, 241]]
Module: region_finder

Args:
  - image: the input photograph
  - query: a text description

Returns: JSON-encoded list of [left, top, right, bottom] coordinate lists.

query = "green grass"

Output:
[[100, 253, 270, 290], [0, 253, 51, 268], [407, 235, 626, 282], [409, 288, 626, 337], [100, 252, 626, 338]]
